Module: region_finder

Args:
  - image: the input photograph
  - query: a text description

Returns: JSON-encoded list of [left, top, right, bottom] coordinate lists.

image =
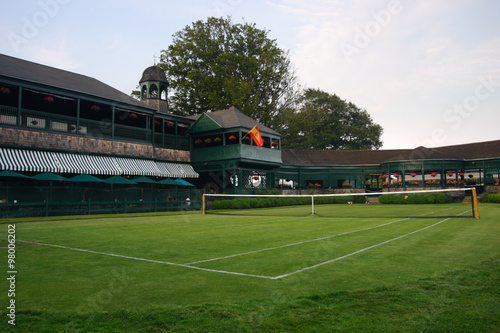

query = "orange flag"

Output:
[[248, 125, 264, 147]]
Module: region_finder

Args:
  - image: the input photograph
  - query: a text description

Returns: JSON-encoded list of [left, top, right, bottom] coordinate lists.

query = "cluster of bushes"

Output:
[[210, 195, 366, 210], [482, 194, 500, 203], [378, 193, 452, 204]]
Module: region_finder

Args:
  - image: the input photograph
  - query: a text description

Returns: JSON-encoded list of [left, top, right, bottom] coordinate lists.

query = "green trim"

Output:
[[189, 114, 221, 133], [0, 76, 155, 115], [17, 86, 22, 126]]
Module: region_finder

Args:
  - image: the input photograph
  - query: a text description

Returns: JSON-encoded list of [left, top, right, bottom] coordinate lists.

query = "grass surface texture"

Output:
[[1, 202, 499, 332]]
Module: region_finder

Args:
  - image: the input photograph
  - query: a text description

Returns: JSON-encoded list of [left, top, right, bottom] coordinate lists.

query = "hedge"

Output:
[[378, 193, 452, 204], [482, 194, 500, 203], [210, 195, 366, 210]]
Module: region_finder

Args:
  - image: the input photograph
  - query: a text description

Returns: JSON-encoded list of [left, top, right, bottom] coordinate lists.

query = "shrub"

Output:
[[354, 195, 367, 204], [379, 194, 405, 204], [379, 193, 452, 204], [482, 194, 500, 203], [210, 194, 368, 210]]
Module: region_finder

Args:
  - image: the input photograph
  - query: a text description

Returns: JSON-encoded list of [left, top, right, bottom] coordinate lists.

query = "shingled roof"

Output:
[[282, 140, 500, 166], [433, 140, 500, 160], [188, 106, 280, 135], [381, 146, 460, 163], [139, 66, 168, 84], [0, 53, 154, 110], [282, 149, 403, 166]]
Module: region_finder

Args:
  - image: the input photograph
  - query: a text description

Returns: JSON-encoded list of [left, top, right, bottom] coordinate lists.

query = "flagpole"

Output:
[[244, 125, 264, 147], [241, 128, 253, 141], [242, 126, 255, 140]]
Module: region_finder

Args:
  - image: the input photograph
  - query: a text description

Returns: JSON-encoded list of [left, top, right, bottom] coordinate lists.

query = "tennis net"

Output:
[[203, 188, 480, 219]]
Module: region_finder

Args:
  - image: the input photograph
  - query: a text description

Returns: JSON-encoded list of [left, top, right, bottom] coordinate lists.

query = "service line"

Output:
[[18, 210, 466, 281]]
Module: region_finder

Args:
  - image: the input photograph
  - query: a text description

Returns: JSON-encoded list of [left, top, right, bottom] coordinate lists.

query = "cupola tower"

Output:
[[139, 66, 169, 113]]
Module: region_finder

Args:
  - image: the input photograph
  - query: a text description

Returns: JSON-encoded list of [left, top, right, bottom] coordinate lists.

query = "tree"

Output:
[[281, 88, 383, 150], [160, 17, 298, 128]]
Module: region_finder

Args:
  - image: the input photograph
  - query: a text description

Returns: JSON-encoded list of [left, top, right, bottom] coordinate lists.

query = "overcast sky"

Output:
[[1, 0, 499, 149]]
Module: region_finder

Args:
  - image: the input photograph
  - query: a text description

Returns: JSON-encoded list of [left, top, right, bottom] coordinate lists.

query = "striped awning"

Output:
[[0, 148, 198, 178]]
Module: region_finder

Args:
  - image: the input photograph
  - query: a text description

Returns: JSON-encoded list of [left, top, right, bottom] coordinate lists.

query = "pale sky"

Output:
[[1, 0, 499, 149]]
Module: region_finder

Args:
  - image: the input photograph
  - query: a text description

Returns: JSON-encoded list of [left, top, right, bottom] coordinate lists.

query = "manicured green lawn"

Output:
[[1, 203, 499, 332]]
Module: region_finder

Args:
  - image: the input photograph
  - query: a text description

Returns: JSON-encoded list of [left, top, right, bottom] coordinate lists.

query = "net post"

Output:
[[202, 194, 206, 215], [311, 195, 315, 215], [471, 188, 480, 219]]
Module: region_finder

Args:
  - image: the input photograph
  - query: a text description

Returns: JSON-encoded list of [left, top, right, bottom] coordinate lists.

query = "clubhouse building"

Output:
[[0, 53, 499, 212]]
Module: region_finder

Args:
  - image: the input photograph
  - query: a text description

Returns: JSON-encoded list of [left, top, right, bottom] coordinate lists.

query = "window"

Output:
[[22, 89, 77, 117], [177, 122, 189, 137], [225, 132, 239, 145], [114, 108, 149, 129], [80, 100, 112, 121], [149, 84, 158, 99], [0, 83, 18, 108]]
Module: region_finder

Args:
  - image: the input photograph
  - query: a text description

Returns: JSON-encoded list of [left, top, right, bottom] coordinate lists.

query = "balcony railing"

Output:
[[0, 105, 189, 150]]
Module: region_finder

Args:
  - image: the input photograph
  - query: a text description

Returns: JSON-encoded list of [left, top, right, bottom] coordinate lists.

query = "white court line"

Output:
[[186, 207, 457, 265], [19, 209, 468, 280], [273, 217, 454, 279], [18, 240, 276, 280], [186, 217, 411, 265]]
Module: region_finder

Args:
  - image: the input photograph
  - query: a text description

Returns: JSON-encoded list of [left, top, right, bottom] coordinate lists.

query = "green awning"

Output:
[[0, 147, 199, 178], [68, 174, 106, 183], [103, 175, 137, 185], [133, 176, 158, 184], [32, 172, 69, 181], [158, 178, 179, 186], [0, 170, 31, 178], [174, 178, 195, 187]]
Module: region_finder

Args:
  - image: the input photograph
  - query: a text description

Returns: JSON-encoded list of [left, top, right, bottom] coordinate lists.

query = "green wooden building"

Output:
[[1, 53, 499, 211], [185, 105, 499, 193], [188, 106, 281, 193]]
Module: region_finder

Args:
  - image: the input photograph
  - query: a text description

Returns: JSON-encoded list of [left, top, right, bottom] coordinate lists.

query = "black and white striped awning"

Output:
[[0, 148, 198, 178]]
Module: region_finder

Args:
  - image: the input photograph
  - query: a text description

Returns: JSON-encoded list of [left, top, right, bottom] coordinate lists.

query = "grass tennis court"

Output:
[[1, 203, 499, 331]]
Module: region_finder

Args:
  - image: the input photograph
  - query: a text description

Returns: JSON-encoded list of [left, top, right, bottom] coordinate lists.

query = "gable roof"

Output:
[[0, 53, 154, 110], [188, 106, 280, 135]]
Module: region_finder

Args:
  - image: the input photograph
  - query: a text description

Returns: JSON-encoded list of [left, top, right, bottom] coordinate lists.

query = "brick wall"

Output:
[[0, 127, 190, 162]]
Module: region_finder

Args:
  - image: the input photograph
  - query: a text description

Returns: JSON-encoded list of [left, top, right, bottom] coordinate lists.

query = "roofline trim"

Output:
[[0, 74, 157, 113]]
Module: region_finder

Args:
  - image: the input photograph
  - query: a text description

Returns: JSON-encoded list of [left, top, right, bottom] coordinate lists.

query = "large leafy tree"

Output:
[[282, 88, 383, 150], [160, 17, 298, 128]]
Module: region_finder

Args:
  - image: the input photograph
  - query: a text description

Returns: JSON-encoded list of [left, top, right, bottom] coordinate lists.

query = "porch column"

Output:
[[17, 87, 22, 126], [402, 164, 406, 187], [421, 164, 426, 187]]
